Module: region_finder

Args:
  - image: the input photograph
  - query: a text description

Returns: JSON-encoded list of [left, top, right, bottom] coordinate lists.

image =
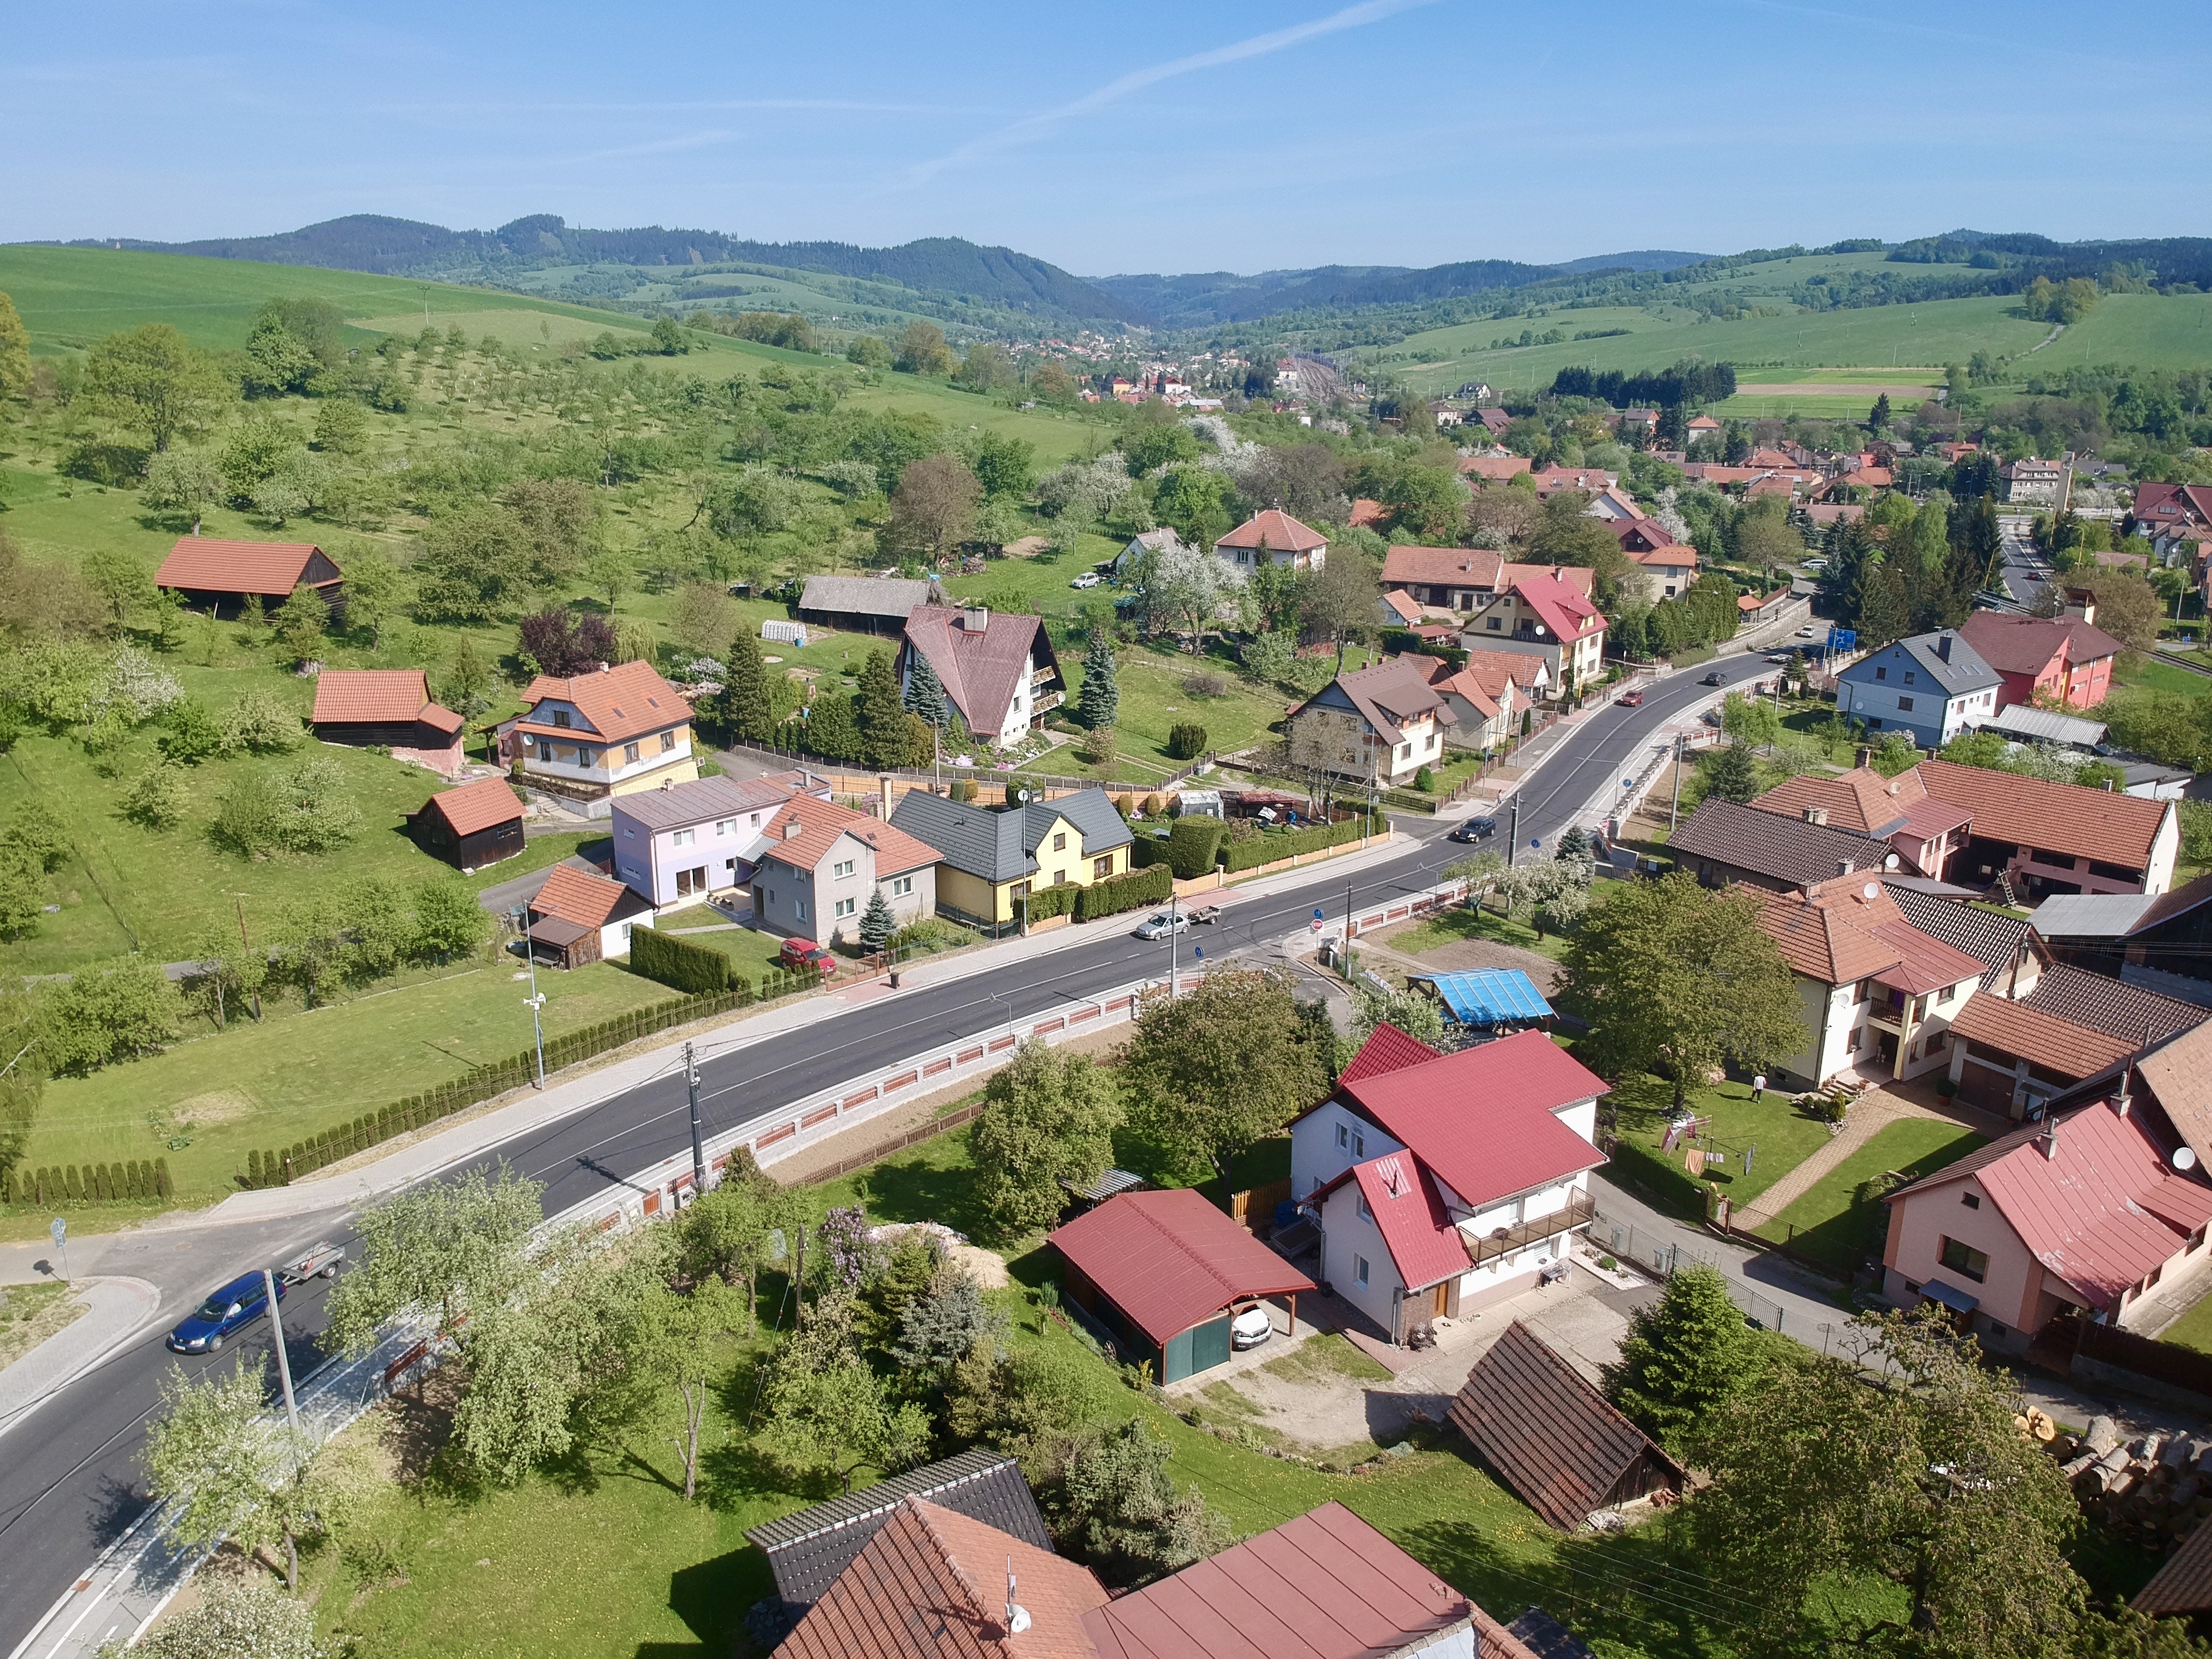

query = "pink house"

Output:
[[1956, 612, 2119, 712], [1881, 1098, 2212, 1353]]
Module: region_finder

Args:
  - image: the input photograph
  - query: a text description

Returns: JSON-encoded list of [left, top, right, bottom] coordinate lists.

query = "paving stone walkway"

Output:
[[1734, 1083, 2007, 1232]]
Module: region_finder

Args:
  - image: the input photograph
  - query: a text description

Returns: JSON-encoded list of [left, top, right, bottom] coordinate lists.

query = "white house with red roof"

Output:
[[1881, 1097, 2212, 1354], [1459, 572, 1608, 691], [505, 658, 697, 809], [900, 603, 1065, 748], [1214, 508, 1328, 573], [1291, 1027, 1608, 1343], [1287, 657, 1454, 788], [750, 794, 942, 947]]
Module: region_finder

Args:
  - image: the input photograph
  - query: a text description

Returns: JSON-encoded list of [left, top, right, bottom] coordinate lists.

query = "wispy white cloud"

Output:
[[901, 0, 1441, 185]]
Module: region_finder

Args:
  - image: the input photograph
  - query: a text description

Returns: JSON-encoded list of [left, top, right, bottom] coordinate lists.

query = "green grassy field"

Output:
[[1753, 1118, 1987, 1270], [1384, 900, 1571, 962], [25, 955, 677, 1208], [1601, 1071, 1842, 1224]]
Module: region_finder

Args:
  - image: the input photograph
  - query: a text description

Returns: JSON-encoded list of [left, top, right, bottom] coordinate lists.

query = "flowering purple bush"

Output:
[[816, 1205, 884, 1289], [517, 608, 618, 677]]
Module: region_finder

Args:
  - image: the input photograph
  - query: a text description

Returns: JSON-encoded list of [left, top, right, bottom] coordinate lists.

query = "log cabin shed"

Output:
[[408, 776, 526, 872], [154, 537, 343, 613], [1046, 1188, 1316, 1384]]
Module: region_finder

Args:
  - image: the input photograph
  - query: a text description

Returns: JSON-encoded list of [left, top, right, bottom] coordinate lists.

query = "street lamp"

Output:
[[516, 906, 549, 1089]]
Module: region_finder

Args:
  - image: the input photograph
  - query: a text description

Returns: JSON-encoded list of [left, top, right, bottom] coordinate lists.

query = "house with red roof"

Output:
[[1287, 657, 1454, 787], [1527, 466, 1618, 501], [900, 603, 1065, 748], [1957, 611, 2119, 711], [311, 669, 467, 777], [1621, 543, 1699, 603], [1685, 414, 1722, 445], [1881, 1098, 2212, 1354], [2003, 456, 2066, 506], [1752, 876, 1990, 1088], [1457, 452, 1532, 482], [1048, 1189, 1317, 1384], [1214, 508, 1328, 573], [1459, 572, 1608, 691], [154, 537, 343, 614], [750, 794, 942, 947], [406, 777, 525, 872], [1289, 1027, 1608, 1341], [1380, 546, 1594, 615], [527, 862, 655, 967], [505, 658, 697, 809], [1411, 653, 1522, 751]]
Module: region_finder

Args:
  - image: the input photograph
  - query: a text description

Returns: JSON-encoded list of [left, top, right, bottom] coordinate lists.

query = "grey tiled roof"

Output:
[[742, 1449, 1051, 1613], [1668, 798, 1893, 889], [1844, 630, 2001, 696], [2022, 963, 2208, 1046], [1883, 881, 2036, 989]]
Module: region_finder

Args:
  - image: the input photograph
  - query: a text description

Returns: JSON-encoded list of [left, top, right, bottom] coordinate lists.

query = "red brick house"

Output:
[[1956, 612, 2119, 712]]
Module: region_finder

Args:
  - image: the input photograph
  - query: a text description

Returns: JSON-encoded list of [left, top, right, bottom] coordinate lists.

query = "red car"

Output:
[[779, 937, 838, 977], [1616, 690, 1645, 707]]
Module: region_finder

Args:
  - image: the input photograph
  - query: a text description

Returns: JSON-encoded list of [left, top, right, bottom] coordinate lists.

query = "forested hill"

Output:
[[63, 214, 1148, 327]]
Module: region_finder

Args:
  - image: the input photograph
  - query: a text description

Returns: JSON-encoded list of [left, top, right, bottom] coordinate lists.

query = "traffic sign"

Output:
[[1826, 628, 1857, 651], [49, 1218, 65, 1246]]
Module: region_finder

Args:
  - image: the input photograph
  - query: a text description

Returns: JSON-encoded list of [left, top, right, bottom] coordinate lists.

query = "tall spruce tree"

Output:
[[856, 650, 914, 771], [720, 629, 775, 742], [1078, 629, 1120, 729], [901, 648, 948, 730]]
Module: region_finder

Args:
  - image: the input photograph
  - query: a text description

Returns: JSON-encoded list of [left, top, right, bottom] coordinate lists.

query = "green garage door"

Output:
[[1162, 1314, 1233, 1384]]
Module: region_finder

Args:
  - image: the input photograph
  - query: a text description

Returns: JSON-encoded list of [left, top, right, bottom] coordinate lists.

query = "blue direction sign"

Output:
[[1826, 628, 1857, 651]]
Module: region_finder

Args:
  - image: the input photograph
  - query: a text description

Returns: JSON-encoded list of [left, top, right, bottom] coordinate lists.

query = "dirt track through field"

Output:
[[1735, 382, 1936, 399]]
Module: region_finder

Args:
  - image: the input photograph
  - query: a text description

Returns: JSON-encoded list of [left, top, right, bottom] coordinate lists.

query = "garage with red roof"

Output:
[[1047, 1189, 1316, 1384]]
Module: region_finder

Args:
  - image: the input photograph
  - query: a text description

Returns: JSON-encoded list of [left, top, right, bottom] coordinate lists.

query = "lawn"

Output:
[[1599, 1070, 1842, 1224], [2158, 1284, 2212, 1357], [22, 956, 678, 1211], [2118, 657, 2212, 699], [657, 921, 792, 981], [1752, 1118, 1987, 1271], [1385, 899, 1572, 963]]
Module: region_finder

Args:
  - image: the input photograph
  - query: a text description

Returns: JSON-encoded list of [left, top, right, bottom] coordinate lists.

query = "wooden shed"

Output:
[[408, 777, 525, 872]]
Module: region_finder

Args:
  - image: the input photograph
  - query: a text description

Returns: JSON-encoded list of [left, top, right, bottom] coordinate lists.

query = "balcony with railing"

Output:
[[1464, 1190, 1595, 1269]]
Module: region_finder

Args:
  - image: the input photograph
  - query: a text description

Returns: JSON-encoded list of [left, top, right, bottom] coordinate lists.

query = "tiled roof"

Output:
[[311, 669, 435, 725], [1047, 1190, 1316, 1350], [1459, 454, 1533, 481], [154, 537, 336, 596], [2136, 1514, 2212, 1615], [1667, 798, 1894, 889], [1623, 543, 1698, 567], [745, 1451, 1052, 1614], [2123, 869, 2212, 938], [1754, 881, 1912, 983], [1461, 651, 1549, 693], [903, 604, 1052, 738], [1314, 657, 1455, 746], [1918, 758, 2170, 870], [1422, 659, 1501, 721], [2132, 482, 2212, 530], [1217, 509, 1327, 552], [889, 789, 1128, 885], [798, 573, 943, 618], [1381, 588, 1427, 626], [518, 659, 687, 746], [1347, 497, 1389, 526], [1946, 992, 2136, 1080], [1958, 612, 2122, 677], [2022, 964, 2207, 1046], [1527, 467, 1618, 495], [1749, 765, 1926, 835], [778, 1498, 1107, 1659], [759, 795, 941, 878], [609, 774, 806, 833], [1868, 919, 1991, 996], [1881, 882, 2036, 988], [414, 777, 522, 839], [1335, 1030, 1608, 1210], [2132, 1020, 2212, 1176], [531, 863, 650, 930], [1843, 632, 2001, 697], [1505, 573, 1606, 643], [1447, 1322, 1685, 1531], [1082, 1502, 1480, 1659], [1384, 546, 1506, 590], [1890, 1100, 2212, 1312], [1311, 1154, 1471, 1293]]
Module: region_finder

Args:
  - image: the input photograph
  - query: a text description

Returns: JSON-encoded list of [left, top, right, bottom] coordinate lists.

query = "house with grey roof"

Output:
[[796, 573, 944, 636], [889, 787, 1132, 932], [899, 603, 1065, 748], [1834, 629, 2001, 750], [1287, 657, 1454, 788], [1668, 798, 1898, 893], [608, 772, 828, 910]]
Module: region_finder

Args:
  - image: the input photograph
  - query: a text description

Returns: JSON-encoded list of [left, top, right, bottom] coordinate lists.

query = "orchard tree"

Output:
[[84, 323, 230, 451], [1119, 967, 1331, 1195], [141, 449, 226, 536], [968, 1041, 1124, 1238], [887, 454, 980, 564], [622, 1277, 740, 1500], [676, 1156, 792, 1334], [1038, 1419, 1231, 1585], [125, 1578, 327, 1659], [761, 1300, 929, 1493], [269, 583, 329, 665], [322, 1165, 543, 1356], [0, 291, 28, 400], [1301, 546, 1380, 672], [1559, 872, 1804, 1112]]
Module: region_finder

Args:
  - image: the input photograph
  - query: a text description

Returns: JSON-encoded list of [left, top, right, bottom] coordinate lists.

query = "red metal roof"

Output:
[[1081, 1502, 1482, 1659], [312, 668, 433, 725], [1505, 573, 1607, 644], [1893, 1100, 2212, 1312], [1347, 1154, 1472, 1292], [154, 537, 336, 596], [416, 777, 522, 838], [1047, 1189, 1316, 1348], [1336, 1031, 1608, 1210], [1336, 1022, 1445, 1087]]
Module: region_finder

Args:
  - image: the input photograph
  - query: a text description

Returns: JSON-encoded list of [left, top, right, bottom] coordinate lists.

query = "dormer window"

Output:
[[552, 710, 572, 728]]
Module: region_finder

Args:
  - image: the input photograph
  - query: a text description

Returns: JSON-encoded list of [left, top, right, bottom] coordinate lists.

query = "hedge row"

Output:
[[1076, 864, 1173, 920], [1220, 811, 1380, 874], [1166, 817, 1226, 879], [633, 926, 745, 995], [4, 1158, 172, 1206], [1024, 881, 1080, 921], [231, 986, 756, 1189]]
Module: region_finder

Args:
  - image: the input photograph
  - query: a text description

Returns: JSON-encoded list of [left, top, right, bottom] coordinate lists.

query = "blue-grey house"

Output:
[[1836, 629, 2001, 750]]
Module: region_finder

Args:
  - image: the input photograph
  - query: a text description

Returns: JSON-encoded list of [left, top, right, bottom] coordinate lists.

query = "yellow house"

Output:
[[505, 659, 698, 806], [889, 788, 1134, 928]]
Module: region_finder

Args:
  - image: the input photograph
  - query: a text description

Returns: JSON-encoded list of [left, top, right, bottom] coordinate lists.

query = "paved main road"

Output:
[[0, 643, 1784, 1655]]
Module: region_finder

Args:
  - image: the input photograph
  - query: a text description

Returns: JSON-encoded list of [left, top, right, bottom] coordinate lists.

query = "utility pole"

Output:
[[519, 908, 548, 1089], [1168, 891, 1181, 1000], [685, 1041, 707, 1197], [1507, 794, 1520, 869], [236, 897, 261, 1021], [262, 1268, 300, 1439], [1342, 875, 1356, 983], [1668, 734, 1686, 832]]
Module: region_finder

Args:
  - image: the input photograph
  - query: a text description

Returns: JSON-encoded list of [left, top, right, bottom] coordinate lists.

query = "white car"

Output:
[[1230, 1306, 1273, 1350], [1795, 626, 1818, 638], [1071, 573, 1103, 589], [1133, 911, 1189, 940]]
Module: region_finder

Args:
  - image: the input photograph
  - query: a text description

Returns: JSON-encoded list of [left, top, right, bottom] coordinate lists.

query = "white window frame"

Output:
[[833, 858, 856, 880], [1354, 1255, 1370, 1287], [672, 828, 695, 848], [834, 897, 856, 919], [890, 874, 914, 898]]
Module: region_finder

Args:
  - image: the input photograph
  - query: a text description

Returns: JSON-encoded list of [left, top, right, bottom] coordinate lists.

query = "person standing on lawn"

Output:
[[1752, 1073, 1767, 1103]]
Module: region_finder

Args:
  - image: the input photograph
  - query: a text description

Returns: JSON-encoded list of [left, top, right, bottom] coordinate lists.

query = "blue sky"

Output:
[[8, 1, 2207, 276]]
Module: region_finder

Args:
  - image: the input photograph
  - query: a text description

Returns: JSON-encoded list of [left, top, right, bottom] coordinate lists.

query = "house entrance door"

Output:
[[1432, 1282, 1449, 1318]]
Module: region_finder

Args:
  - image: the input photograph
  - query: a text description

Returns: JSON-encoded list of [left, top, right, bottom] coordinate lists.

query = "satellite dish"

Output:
[[1884, 853, 1899, 870], [2177, 1147, 2199, 1172], [1862, 881, 1879, 901]]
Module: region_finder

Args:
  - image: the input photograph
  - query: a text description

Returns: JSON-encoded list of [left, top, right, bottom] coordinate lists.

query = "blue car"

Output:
[[167, 1270, 284, 1354]]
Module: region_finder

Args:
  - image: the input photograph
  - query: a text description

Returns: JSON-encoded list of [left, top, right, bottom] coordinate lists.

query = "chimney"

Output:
[[1837, 859, 1854, 876], [960, 603, 989, 632], [784, 818, 802, 840], [1803, 807, 1828, 826], [2040, 1121, 2060, 1161], [1936, 632, 1952, 661], [1855, 745, 1871, 769], [880, 775, 894, 816]]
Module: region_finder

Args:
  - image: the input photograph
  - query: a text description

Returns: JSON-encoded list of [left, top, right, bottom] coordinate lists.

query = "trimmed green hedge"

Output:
[[633, 926, 747, 995], [1076, 865, 1173, 920], [1130, 832, 1170, 869], [3, 1157, 171, 1206], [1219, 812, 1380, 873], [1024, 881, 1080, 921], [1166, 817, 1226, 879]]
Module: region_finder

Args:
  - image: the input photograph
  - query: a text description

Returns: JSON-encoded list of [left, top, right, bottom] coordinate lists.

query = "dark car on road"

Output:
[[1701, 671, 1725, 686], [1448, 817, 1497, 843], [168, 1270, 284, 1354]]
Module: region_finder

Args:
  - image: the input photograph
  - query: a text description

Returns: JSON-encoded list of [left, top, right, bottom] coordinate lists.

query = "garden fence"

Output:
[[1589, 1207, 1789, 1335]]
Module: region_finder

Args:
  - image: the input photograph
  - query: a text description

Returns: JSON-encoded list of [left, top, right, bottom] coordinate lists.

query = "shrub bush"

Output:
[[1166, 816, 1226, 878], [1129, 832, 1170, 868], [1181, 674, 1228, 698], [1166, 722, 1209, 760], [630, 926, 745, 995], [1076, 864, 1173, 920], [1414, 765, 1436, 792], [1219, 812, 1379, 872], [1023, 881, 1079, 922]]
